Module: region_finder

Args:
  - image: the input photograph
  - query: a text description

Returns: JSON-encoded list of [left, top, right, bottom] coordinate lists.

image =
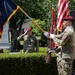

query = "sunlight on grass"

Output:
[[0, 47, 56, 58]]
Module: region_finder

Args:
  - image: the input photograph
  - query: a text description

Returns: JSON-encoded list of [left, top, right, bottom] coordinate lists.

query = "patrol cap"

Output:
[[62, 16, 74, 21]]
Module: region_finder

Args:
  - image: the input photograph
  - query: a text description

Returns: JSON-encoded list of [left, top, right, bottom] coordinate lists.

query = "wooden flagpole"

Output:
[[19, 6, 44, 33]]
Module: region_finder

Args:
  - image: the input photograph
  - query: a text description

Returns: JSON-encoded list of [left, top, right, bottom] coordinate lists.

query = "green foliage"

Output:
[[13, 0, 75, 20], [69, 0, 75, 10], [0, 56, 58, 75], [2, 47, 56, 58], [0, 52, 75, 75], [12, 0, 58, 37], [30, 19, 46, 36], [9, 0, 75, 43], [0, 48, 74, 75], [13, 0, 75, 32], [14, 0, 45, 19], [13, 0, 58, 29], [0, 48, 58, 75]]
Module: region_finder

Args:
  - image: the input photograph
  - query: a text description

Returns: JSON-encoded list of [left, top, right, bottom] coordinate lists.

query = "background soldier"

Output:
[[17, 27, 39, 53], [44, 16, 75, 75]]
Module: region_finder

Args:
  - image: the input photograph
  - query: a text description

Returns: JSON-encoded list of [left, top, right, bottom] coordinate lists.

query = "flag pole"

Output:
[[19, 6, 50, 39], [19, 6, 44, 33]]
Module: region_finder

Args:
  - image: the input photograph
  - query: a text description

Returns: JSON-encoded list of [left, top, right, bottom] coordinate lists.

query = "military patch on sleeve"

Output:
[[62, 35, 67, 41]]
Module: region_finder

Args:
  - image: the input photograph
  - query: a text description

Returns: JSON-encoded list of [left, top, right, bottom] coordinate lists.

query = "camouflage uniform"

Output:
[[18, 34, 39, 53], [52, 26, 75, 75]]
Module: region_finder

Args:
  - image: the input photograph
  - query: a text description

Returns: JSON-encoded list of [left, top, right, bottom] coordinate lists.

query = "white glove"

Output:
[[17, 31, 27, 40], [23, 31, 27, 35], [50, 34, 55, 39], [44, 32, 49, 37]]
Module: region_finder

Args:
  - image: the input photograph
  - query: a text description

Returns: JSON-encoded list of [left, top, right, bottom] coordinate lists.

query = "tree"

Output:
[[30, 19, 46, 36], [13, 0, 75, 35], [69, 0, 75, 10]]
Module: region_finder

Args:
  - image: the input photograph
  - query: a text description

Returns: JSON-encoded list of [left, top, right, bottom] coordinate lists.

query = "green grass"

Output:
[[3, 47, 46, 53], [0, 47, 56, 59]]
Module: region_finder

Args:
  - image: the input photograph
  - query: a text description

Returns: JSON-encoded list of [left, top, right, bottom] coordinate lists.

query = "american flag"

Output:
[[57, 0, 69, 31]]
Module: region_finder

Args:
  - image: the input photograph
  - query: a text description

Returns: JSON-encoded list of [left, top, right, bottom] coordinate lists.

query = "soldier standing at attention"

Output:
[[44, 16, 75, 75], [17, 27, 39, 53]]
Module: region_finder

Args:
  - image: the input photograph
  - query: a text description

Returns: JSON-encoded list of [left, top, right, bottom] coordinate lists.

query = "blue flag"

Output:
[[0, 0, 19, 38]]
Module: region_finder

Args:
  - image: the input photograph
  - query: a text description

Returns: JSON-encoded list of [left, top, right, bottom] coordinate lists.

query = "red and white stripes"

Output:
[[57, 0, 69, 31]]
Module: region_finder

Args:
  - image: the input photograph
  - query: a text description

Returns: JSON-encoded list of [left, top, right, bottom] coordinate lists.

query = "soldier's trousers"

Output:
[[57, 56, 73, 75]]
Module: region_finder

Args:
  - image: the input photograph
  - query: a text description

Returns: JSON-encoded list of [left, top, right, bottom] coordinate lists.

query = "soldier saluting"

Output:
[[44, 16, 75, 75], [17, 27, 39, 53]]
